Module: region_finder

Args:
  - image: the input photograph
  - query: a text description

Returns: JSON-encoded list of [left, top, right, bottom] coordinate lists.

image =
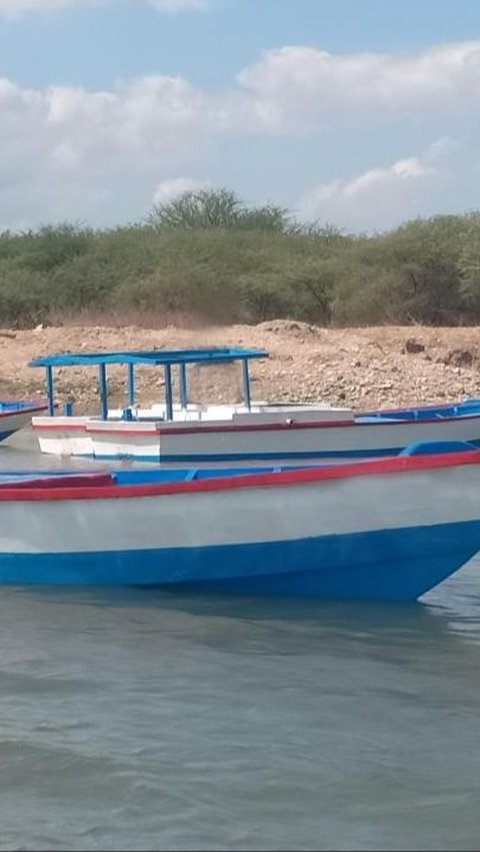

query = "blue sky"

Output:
[[2, 0, 480, 89], [0, 0, 479, 231]]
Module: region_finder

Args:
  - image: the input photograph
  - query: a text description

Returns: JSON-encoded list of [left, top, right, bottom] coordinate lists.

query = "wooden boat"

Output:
[[0, 400, 47, 442], [29, 347, 480, 464], [0, 445, 479, 600]]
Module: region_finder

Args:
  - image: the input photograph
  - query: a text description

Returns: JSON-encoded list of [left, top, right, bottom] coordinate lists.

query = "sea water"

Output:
[[0, 438, 478, 850]]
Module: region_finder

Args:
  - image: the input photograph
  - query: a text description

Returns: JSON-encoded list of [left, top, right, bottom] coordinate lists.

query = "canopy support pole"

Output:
[[45, 366, 54, 417], [164, 364, 173, 421], [242, 359, 252, 410], [127, 363, 136, 408], [98, 363, 108, 420], [179, 364, 188, 410]]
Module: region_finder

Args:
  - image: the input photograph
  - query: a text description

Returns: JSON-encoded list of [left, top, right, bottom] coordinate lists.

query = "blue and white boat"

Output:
[[29, 347, 480, 464], [0, 445, 479, 600], [0, 400, 47, 442]]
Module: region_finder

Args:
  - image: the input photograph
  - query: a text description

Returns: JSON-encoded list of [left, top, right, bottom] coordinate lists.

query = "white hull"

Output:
[[32, 410, 480, 463], [0, 452, 479, 599], [0, 462, 477, 551], [0, 405, 47, 441]]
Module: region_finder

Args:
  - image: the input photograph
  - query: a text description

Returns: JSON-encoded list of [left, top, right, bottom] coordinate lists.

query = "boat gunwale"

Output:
[[31, 410, 480, 435], [0, 449, 479, 502], [0, 403, 47, 419]]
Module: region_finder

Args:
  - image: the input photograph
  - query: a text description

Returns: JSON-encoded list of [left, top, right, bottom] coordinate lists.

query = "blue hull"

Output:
[[0, 521, 479, 601]]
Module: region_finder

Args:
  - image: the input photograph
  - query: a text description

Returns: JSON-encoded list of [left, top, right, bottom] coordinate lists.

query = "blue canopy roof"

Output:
[[29, 346, 268, 369]]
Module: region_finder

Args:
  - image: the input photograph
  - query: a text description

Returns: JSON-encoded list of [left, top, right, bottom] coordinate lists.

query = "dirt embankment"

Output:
[[3, 320, 480, 412]]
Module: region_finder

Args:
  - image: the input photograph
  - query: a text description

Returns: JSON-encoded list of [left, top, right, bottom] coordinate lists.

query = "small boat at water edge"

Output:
[[0, 445, 479, 601], [0, 400, 47, 441], [29, 347, 480, 464]]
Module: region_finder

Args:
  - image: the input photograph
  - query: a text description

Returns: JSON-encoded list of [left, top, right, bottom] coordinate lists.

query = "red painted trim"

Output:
[[0, 473, 114, 490], [154, 413, 480, 435], [32, 422, 87, 432], [153, 418, 355, 435], [0, 449, 478, 501]]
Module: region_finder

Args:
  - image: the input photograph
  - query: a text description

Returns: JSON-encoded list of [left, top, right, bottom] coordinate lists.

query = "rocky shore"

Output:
[[4, 320, 480, 412]]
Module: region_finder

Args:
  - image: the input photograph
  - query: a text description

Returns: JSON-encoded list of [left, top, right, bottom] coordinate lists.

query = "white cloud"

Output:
[[148, 0, 209, 11], [153, 177, 209, 206], [0, 0, 209, 15], [296, 141, 457, 231], [235, 41, 480, 130], [0, 38, 478, 230], [0, 73, 215, 229], [0, 0, 88, 13]]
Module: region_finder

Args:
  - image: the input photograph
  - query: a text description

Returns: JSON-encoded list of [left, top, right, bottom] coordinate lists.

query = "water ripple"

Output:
[[0, 444, 479, 848]]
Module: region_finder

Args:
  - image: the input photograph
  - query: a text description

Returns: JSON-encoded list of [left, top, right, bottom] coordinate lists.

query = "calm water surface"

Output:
[[0, 439, 479, 850]]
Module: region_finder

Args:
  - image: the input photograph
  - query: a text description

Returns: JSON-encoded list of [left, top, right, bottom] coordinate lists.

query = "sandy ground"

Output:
[[4, 319, 480, 413]]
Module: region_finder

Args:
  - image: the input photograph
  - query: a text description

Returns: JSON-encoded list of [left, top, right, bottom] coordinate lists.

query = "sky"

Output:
[[0, 0, 480, 232]]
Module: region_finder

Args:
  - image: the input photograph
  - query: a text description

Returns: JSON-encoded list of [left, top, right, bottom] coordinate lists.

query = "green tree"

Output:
[[148, 188, 290, 233]]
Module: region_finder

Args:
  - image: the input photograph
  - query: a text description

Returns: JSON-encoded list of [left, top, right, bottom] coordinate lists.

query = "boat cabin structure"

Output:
[[29, 346, 268, 420]]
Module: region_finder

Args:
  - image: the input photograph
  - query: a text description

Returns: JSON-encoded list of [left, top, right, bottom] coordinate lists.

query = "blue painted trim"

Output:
[[160, 441, 480, 462], [0, 430, 15, 443], [82, 448, 402, 464], [30, 347, 268, 369], [89, 448, 401, 463], [112, 465, 305, 485], [400, 440, 479, 456], [72, 439, 480, 464], [0, 521, 478, 600], [0, 401, 44, 412], [160, 448, 401, 462], [360, 401, 480, 421]]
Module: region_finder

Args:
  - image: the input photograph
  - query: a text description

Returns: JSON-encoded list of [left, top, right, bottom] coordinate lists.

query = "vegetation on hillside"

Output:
[[1, 188, 479, 328]]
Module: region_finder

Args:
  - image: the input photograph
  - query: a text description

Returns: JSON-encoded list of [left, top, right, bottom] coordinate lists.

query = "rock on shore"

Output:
[[5, 320, 480, 412]]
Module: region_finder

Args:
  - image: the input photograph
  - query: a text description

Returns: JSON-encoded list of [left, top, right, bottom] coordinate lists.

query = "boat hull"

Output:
[[0, 455, 479, 600], [0, 520, 476, 601], [0, 404, 47, 442], [33, 412, 480, 463]]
